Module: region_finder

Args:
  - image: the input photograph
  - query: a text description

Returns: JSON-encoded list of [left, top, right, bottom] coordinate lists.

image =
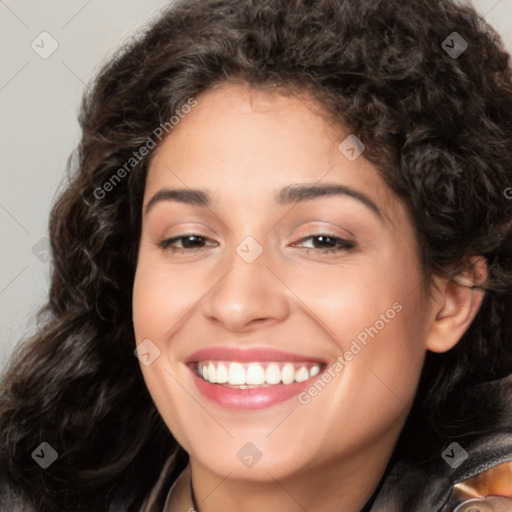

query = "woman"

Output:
[[0, 0, 511, 510]]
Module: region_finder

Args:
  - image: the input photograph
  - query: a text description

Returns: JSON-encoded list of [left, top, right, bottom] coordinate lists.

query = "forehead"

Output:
[[145, 82, 401, 222]]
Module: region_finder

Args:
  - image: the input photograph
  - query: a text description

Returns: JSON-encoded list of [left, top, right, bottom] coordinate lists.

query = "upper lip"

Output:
[[184, 347, 328, 364]]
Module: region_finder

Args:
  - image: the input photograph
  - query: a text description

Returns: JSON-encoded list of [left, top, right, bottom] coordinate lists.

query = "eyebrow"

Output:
[[144, 183, 383, 221], [276, 183, 383, 220]]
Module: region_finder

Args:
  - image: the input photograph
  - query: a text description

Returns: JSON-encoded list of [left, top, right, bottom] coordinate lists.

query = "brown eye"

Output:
[[292, 234, 356, 254], [159, 234, 217, 252]]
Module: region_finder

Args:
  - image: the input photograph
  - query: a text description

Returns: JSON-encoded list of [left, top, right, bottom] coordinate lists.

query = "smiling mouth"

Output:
[[189, 360, 326, 388]]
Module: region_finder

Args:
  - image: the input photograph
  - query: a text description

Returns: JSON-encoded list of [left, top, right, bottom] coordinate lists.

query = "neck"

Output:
[[189, 431, 399, 512]]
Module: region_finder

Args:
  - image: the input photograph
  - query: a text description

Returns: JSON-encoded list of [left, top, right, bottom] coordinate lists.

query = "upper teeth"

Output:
[[196, 361, 322, 387]]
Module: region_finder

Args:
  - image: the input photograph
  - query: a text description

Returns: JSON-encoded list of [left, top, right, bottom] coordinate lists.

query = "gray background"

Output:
[[1, 0, 511, 371]]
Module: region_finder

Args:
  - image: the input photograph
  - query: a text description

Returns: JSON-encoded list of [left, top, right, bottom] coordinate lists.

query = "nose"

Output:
[[200, 242, 290, 333]]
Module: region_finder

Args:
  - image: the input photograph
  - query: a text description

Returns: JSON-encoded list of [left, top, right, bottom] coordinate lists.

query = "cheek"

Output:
[[132, 252, 201, 345], [290, 255, 422, 346], [299, 249, 427, 402], [330, 287, 427, 420], [131, 256, 196, 442]]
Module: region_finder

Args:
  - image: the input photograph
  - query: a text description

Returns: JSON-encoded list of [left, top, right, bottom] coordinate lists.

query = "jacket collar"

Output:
[[162, 463, 194, 512], [138, 455, 193, 512]]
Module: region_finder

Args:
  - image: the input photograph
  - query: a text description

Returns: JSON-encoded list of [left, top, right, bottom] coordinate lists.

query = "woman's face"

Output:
[[132, 82, 432, 482]]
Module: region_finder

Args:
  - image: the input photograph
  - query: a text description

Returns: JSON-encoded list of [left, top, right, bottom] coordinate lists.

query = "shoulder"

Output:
[[370, 430, 512, 511], [440, 432, 512, 511]]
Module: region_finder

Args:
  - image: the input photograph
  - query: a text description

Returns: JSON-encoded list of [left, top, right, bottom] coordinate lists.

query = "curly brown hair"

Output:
[[1, 0, 511, 510]]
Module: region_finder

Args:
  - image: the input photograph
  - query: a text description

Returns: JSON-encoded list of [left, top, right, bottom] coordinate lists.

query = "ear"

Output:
[[425, 256, 487, 353]]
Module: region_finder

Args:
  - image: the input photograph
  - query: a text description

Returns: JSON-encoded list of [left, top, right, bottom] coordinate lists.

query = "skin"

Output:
[[132, 82, 485, 512]]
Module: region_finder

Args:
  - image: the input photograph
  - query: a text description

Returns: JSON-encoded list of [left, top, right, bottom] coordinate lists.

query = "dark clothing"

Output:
[[1, 431, 511, 511]]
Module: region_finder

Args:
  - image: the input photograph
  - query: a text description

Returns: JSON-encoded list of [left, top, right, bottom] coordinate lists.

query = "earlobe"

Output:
[[425, 257, 487, 354]]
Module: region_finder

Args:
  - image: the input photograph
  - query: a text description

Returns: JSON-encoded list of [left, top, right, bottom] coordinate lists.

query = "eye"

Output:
[[158, 233, 356, 255], [291, 234, 356, 254], [159, 234, 217, 253]]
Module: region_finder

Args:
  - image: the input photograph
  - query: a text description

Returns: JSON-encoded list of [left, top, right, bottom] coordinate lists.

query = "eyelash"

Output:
[[158, 234, 356, 254]]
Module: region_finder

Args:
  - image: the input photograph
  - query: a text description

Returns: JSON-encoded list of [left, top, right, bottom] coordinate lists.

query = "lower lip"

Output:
[[189, 368, 321, 410]]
